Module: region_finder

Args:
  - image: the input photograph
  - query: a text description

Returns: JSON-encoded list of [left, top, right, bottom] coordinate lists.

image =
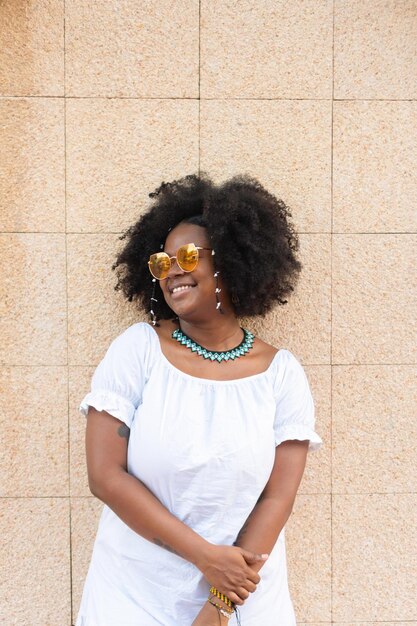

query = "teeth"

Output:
[[172, 285, 193, 293]]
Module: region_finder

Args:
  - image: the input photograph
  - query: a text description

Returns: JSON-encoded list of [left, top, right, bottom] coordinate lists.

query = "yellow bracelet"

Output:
[[209, 586, 233, 608], [208, 595, 233, 613]]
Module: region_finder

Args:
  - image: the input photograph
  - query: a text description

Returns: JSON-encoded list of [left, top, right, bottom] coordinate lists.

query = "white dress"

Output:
[[76, 322, 322, 626]]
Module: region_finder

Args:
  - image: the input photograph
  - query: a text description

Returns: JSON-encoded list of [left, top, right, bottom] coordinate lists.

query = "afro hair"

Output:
[[113, 172, 302, 319]]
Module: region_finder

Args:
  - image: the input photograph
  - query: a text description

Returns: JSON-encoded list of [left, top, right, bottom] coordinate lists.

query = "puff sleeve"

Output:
[[273, 349, 323, 452], [79, 324, 149, 429]]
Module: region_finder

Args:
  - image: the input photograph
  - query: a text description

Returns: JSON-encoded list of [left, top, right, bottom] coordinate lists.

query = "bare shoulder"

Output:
[[249, 334, 279, 371], [253, 335, 279, 359]]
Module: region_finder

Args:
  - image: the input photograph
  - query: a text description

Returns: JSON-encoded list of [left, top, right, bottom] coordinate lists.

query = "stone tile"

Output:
[[0, 498, 70, 624], [71, 497, 103, 621], [286, 495, 331, 622], [0, 367, 68, 497], [65, 0, 199, 97], [0, 98, 65, 232], [297, 366, 330, 494], [200, 100, 332, 233], [333, 101, 417, 233], [333, 494, 417, 621], [332, 235, 417, 364], [249, 234, 331, 364], [334, 0, 417, 99], [333, 365, 417, 493], [66, 99, 199, 232], [201, 0, 333, 98], [0, 234, 67, 365], [0, 0, 64, 96], [67, 234, 141, 365], [69, 366, 95, 496]]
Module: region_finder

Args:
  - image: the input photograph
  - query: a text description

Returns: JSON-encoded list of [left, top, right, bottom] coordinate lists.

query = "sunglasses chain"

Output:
[[213, 269, 224, 315], [150, 278, 160, 327], [149, 241, 164, 327]]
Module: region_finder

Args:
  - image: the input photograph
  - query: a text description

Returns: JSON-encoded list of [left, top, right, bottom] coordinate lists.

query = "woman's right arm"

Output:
[[85, 407, 262, 606]]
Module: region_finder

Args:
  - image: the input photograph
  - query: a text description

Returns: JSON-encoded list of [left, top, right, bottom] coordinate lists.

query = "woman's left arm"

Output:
[[191, 440, 309, 624], [233, 439, 309, 572]]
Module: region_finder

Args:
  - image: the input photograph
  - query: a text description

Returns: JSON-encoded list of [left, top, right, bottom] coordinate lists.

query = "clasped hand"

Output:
[[198, 544, 267, 606], [191, 545, 268, 625]]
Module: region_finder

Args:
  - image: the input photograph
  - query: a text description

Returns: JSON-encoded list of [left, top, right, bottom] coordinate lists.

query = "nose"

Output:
[[166, 255, 184, 278]]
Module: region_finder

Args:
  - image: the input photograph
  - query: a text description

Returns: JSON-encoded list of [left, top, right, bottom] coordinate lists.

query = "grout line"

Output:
[[295, 492, 417, 496], [320, 492, 417, 496], [2, 493, 416, 499], [63, 2, 74, 623], [0, 496, 97, 499], [1, 231, 416, 236], [198, 0, 201, 175], [0, 95, 201, 101], [1, 95, 416, 102], [2, 362, 417, 368], [330, 1, 335, 620]]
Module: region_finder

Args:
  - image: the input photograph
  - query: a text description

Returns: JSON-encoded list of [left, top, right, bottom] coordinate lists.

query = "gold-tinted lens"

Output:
[[177, 243, 199, 272], [148, 253, 171, 279]]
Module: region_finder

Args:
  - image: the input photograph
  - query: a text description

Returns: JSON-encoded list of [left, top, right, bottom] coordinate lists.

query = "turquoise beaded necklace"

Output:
[[171, 327, 255, 362]]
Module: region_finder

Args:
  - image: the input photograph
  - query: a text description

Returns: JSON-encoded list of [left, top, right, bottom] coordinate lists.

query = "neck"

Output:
[[177, 315, 243, 351]]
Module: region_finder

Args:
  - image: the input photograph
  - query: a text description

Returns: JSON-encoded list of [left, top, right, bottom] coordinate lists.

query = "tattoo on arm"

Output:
[[153, 538, 181, 557], [117, 423, 130, 440]]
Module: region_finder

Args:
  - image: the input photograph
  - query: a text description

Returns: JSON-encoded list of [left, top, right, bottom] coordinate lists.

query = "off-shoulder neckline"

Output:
[[142, 322, 286, 385]]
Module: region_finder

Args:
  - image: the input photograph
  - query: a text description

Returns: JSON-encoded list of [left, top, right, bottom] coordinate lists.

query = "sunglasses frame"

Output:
[[148, 243, 213, 280]]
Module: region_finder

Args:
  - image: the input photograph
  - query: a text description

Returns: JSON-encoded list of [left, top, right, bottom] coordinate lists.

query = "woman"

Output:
[[76, 173, 323, 626]]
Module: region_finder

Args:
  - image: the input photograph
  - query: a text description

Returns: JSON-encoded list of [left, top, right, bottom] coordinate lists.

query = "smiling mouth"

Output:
[[171, 285, 195, 294]]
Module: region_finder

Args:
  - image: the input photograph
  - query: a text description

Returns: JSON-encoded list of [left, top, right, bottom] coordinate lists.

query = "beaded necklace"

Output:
[[171, 327, 254, 362]]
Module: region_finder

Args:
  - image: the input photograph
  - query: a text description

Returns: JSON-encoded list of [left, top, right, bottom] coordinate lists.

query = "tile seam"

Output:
[[2, 492, 417, 498], [330, 0, 335, 621], [4, 231, 416, 236], [63, 1, 74, 623], [2, 95, 416, 102], [4, 362, 417, 367], [198, 0, 201, 175]]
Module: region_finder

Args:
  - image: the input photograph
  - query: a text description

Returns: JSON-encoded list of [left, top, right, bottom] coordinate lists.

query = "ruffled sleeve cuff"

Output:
[[274, 423, 323, 452], [79, 389, 135, 429]]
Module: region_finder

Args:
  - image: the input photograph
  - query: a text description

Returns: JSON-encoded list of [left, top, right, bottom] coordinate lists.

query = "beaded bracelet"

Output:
[[208, 598, 233, 620], [209, 586, 233, 608]]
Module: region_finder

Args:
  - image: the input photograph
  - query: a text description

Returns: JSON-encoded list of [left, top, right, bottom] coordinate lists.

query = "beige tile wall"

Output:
[[0, 1, 415, 624]]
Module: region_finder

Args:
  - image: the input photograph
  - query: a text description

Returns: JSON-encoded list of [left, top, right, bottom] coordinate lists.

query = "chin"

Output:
[[171, 303, 209, 323], [163, 299, 191, 319], [171, 305, 197, 320]]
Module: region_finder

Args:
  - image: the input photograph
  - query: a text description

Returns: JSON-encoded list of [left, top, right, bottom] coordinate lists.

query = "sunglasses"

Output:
[[148, 243, 213, 280]]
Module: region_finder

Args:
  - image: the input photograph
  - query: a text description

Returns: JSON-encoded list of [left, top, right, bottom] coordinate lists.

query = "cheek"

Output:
[[197, 260, 215, 282], [195, 268, 214, 289], [158, 282, 169, 300]]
